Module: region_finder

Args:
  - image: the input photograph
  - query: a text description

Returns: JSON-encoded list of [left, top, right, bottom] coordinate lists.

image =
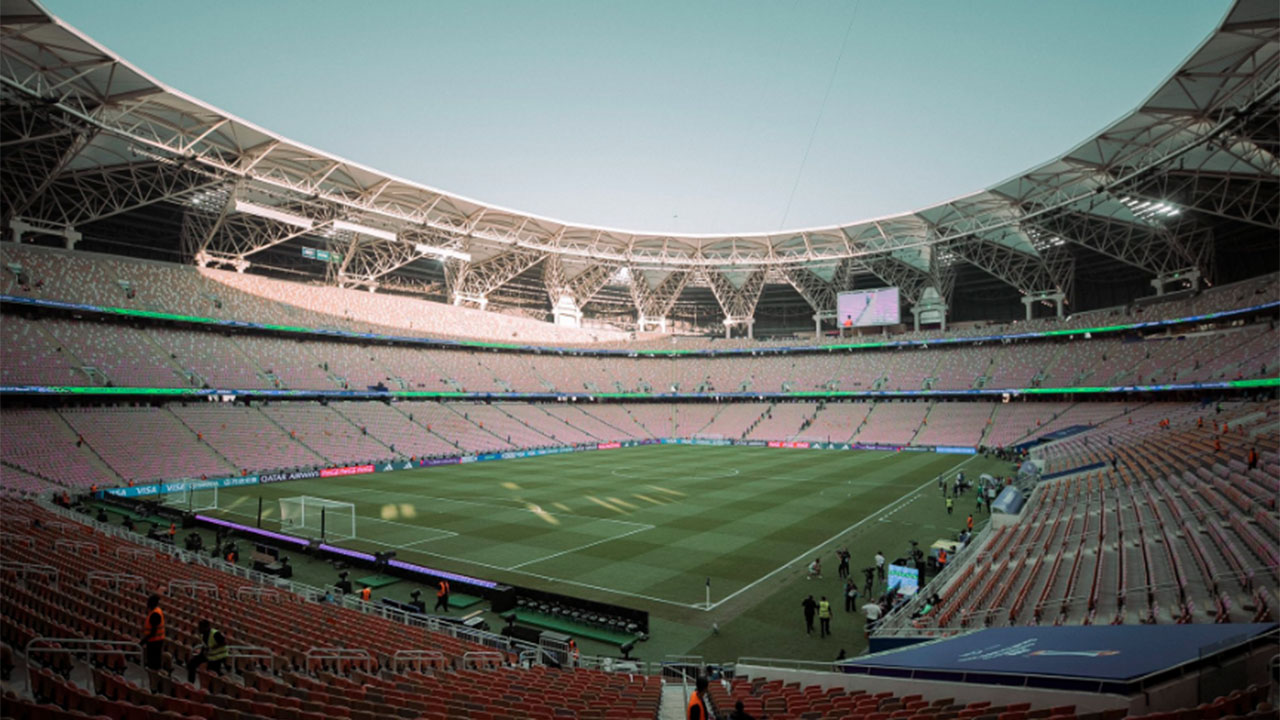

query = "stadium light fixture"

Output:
[[413, 243, 470, 262], [333, 219, 398, 242], [233, 200, 314, 230]]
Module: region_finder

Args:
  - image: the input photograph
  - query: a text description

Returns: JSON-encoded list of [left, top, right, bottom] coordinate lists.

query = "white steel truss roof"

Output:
[[0, 0, 1276, 311]]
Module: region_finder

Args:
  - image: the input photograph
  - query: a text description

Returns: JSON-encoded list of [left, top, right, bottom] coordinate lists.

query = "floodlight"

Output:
[[234, 200, 314, 230], [333, 219, 397, 242]]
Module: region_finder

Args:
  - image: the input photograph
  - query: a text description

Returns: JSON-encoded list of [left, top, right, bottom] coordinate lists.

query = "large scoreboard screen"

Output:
[[837, 287, 900, 327]]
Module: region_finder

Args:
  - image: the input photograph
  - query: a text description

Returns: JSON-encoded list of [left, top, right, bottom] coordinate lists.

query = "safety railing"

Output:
[[86, 572, 145, 592], [737, 656, 851, 673], [115, 546, 152, 560], [37, 499, 542, 668], [304, 647, 374, 673], [389, 649, 448, 673], [0, 532, 34, 548], [235, 586, 281, 603], [0, 562, 58, 587], [168, 580, 220, 598], [25, 638, 140, 694], [226, 645, 275, 671], [462, 651, 506, 670], [54, 539, 98, 555]]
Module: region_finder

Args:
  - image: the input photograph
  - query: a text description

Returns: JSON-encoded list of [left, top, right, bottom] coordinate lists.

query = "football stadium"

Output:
[[1, 0, 1278, 718]]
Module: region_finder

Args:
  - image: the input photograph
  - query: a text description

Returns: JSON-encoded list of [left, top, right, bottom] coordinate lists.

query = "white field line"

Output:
[[410, 493, 655, 530], [705, 454, 982, 611], [506, 523, 656, 570], [214, 505, 458, 544], [219, 453, 981, 610], [213, 500, 690, 608]]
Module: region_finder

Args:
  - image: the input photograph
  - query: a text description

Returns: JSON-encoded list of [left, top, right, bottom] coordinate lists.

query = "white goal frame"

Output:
[[163, 483, 218, 513], [279, 496, 356, 541]]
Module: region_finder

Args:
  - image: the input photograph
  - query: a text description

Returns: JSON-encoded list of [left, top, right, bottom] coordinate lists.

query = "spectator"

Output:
[[862, 600, 882, 632], [728, 699, 757, 720], [187, 619, 228, 682], [140, 594, 165, 670], [434, 579, 450, 612], [801, 595, 818, 635], [687, 676, 711, 720], [874, 550, 886, 580]]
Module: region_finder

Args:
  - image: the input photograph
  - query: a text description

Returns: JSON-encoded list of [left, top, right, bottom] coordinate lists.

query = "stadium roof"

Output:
[[1, 0, 1276, 324]]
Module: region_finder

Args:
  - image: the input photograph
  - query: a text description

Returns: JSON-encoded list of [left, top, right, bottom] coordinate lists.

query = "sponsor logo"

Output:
[[419, 457, 460, 467], [597, 442, 621, 450], [260, 469, 320, 484], [319, 464, 375, 478]]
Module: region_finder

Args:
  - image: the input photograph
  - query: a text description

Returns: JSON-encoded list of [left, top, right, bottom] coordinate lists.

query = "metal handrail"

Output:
[[304, 647, 374, 672], [86, 572, 145, 591], [462, 651, 505, 669], [54, 539, 98, 555], [390, 649, 447, 672], [168, 579, 219, 598], [25, 638, 141, 694], [736, 656, 847, 673], [0, 532, 34, 548], [235, 586, 280, 602], [0, 562, 58, 587]]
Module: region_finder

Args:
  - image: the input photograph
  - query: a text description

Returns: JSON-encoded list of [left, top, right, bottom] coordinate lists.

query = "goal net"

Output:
[[163, 482, 218, 512], [279, 496, 356, 541]]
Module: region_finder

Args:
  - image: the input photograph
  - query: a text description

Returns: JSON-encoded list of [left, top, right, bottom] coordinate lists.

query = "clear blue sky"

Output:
[[45, 0, 1230, 234]]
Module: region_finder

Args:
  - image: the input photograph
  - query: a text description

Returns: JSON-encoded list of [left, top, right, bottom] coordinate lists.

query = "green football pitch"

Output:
[[208, 444, 1014, 660]]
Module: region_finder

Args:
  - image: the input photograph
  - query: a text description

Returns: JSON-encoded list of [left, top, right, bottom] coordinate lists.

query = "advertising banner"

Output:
[[319, 464, 374, 478], [419, 457, 460, 468], [260, 469, 320, 484], [597, 441, 621, 450], [106, 474, 259, 498]]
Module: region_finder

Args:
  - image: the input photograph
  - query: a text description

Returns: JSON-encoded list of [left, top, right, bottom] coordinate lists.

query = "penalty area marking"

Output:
[[704, 453, 983, 612]]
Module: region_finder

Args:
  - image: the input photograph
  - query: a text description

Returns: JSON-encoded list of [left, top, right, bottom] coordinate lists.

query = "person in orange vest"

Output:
[[967, 514, 974, 533], [687, 676, 711, 720], [1197, 417, 1203, 429], [360, 586, 372, 602], [1247, 447, 1258, 470], [139, 594, 165, 670], [90, 484, 98, 494], [168, 522, 177, 540], [434, 579, 450, 612], [568, 638, 579, 665], [1214, 436, 1222, 453], [938, 549, 948, 567]]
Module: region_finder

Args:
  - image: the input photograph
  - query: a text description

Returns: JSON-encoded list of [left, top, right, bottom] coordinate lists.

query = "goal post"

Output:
[[279, 496, 356, 541], [163, 482, 218, 513]]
